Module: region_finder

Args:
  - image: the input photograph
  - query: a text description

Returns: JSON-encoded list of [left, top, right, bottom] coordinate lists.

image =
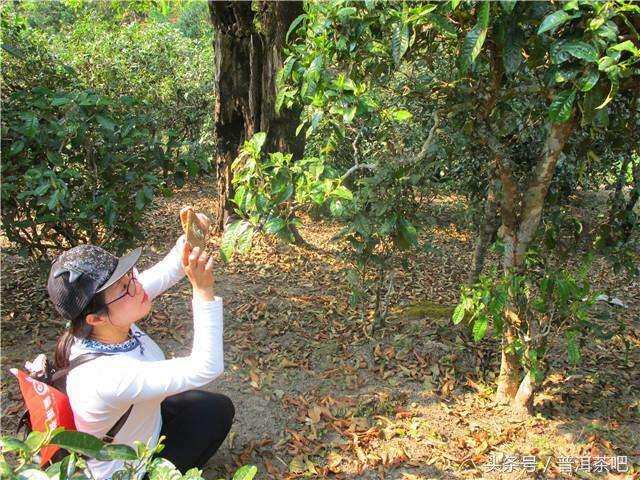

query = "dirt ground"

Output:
[[1, 176, 638, 480]]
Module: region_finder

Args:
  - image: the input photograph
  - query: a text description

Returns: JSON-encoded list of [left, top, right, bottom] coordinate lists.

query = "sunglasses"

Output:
[[104, 267, 140, 306]]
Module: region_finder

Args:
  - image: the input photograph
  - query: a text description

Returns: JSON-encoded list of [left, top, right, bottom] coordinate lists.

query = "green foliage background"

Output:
[[1, 0, 215, 256]]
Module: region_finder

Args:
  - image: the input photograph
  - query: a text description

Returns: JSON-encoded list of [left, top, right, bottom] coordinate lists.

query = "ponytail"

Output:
[[54, 291, 108, 369]]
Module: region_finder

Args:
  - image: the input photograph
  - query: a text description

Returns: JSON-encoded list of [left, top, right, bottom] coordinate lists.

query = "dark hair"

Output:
[[54, 291, 108, 369]]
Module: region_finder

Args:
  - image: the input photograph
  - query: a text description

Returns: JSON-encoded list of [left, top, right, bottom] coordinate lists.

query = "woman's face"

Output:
[[100, 268, 152, 328]]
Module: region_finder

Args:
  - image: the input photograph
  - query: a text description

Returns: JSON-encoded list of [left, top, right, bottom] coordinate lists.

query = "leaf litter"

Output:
[[1, 176, 638, 479]]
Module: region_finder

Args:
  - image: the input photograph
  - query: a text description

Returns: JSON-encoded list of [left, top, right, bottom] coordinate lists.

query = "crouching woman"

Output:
[[47, 211, 234, 479]]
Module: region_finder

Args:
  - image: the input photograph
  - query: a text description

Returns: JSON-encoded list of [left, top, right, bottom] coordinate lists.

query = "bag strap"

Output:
[[51, 353, 134, 444], [102, 405, 133, 444], [51, 353, 108, 384]]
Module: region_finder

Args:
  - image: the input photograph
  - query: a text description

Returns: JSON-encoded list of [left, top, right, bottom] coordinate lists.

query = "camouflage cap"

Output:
[[47, 245, 142, 321]]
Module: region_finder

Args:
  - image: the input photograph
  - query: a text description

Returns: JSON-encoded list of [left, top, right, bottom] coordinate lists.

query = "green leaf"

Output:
[[337, 7, 357, 19], [58, 452, 77, 480], [96, 444, 138, 461], [503, 26, 523, 75], [0, 436, 29, 453], [537, 10, 571, 35], [451, 0, 461, 11], [459, 24, 487, 73], [10, 140, 25, 156], [391, 22, 410, 65], [51, 431, 105, 458], [273, 183, 294, 204], [477, 0, 490, 29], [397, 218, 418, 249], [332, 185, 353, 201], [472, 313, 488, 341], [597, 55, 618, 72], [220, 222, 241, 263], [428, 13, 457, 39], [51, 96, 71, 106], [342, 105, 357, 123], [561, 41, 598, 62], [1, 459, 14, 477], [135, 190, 146, 210], [595, 21, 618, 41], [608, 40, 639, 55], [232, 465, 258, 480], [548, 89, 576, 123], [500, 0, 516, 14], [566, 330, 580, 364], [392, 109, 413, 121], [236, 226, 255, 253], [329, 198, 345, 216], [182, 468, 205, 480], [264, 217, 285, 235], [577, 70, 599, 92], [96, 115, 116, 132], [148, 458, 182, 480], [452, 303, 466, 325], [580, 83, 607, 126], [48, 190, 59, 210], [595, 79, 618, 110], [251, 132, 267, 152], [563, 0, 579, 12], [33, 182, 50, 196], [286, 14, 306, 42], [16, 468, 49, 480], [553, 68, 579, 83]]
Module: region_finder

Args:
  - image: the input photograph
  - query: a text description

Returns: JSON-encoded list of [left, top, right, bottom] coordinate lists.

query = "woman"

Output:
[[47, 209, 234, 479]]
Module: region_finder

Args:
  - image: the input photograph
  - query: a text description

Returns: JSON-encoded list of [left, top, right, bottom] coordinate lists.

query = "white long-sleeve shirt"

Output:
[[66, 236, 224, 480]]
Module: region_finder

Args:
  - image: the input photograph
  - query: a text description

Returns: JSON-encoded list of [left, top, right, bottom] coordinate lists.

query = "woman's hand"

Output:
[[182, 245, 215, 301]]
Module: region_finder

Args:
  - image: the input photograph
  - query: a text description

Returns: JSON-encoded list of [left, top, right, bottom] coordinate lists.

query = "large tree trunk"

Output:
[[209, 2, 258, 232], [209, 1, 304, 233], [259, 1, 305, 159]]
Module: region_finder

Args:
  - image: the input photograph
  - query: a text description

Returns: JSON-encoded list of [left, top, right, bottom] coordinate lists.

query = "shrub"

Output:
[[0, 427, 257, 480], [1, 4, 214, 257]]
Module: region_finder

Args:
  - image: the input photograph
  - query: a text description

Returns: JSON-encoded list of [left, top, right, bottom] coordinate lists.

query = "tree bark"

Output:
[[493, 120, 575, 409], [209, 1, 304, 233], [495, 322, 521, 404], [258, 1, 305, 159], [469, 170, 500, 284], [209, 2, 257, 232], [514, 312, 541, 413], [513, 120, 575, 267]]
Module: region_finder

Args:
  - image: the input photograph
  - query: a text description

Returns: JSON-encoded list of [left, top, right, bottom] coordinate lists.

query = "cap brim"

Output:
[[96, 247, 142, 293]]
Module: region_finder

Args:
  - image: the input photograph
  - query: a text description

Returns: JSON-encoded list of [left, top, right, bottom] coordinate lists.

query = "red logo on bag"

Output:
[[11, 369, 77, 465]]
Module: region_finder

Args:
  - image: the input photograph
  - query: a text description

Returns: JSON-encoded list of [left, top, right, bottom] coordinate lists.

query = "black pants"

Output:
[[159, 390, 235, 473]]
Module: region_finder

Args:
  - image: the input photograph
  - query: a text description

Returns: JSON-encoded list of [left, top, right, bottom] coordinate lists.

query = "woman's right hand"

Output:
[[182, 244, 216, 301]]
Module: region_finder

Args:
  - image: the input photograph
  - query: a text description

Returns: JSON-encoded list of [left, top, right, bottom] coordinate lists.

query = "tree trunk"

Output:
[[258, 1, 305, 160], [209, 2, 258, 232], [469, 172, 500, 284], [513, 120, 575, 267], [495, 321, 521, 404], [494, 120, 575, 409], [514, 312, 542, 413], [209, 1, 304, 233]]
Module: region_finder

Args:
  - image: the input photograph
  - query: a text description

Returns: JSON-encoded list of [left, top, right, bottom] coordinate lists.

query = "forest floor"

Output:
[[1, 176, 638, 480]]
